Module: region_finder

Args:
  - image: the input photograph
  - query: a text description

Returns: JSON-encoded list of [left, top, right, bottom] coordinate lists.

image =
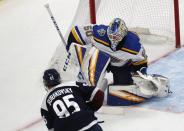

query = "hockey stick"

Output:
[[44, 3, 89, 84], [44, 3, 67, 47]]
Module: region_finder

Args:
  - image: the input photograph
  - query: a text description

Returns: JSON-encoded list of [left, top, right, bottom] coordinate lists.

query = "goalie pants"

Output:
[[109, 64, 133, 85]]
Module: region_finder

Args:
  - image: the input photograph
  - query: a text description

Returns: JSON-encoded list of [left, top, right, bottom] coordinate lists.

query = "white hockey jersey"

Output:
[[67, 24, 147, 68]]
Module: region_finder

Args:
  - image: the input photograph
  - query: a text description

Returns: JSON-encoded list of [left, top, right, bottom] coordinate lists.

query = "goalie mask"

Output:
[[107, 18, 128, 51]]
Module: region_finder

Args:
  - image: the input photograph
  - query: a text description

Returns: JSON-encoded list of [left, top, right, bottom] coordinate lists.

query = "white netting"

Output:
[[96, 0, 175, 41], [65, 0, 175, 41]]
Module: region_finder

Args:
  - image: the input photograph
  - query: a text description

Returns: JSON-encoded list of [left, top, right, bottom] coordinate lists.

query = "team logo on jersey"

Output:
[[97, 29, 106, 36]]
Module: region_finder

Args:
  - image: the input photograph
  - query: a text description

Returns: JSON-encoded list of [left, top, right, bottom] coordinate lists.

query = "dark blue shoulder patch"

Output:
[[93, 25, 111, 47], [121, 31, 141, 55]]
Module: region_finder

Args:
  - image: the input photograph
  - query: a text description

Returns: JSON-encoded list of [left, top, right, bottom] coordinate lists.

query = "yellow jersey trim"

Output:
[[93, 36, 110, 46], [121, 47, 139, 54], [72, 28, 82, 45], [132, 59, 148, 66]]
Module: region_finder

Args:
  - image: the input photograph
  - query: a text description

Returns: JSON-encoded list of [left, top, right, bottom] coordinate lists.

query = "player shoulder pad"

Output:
[[120, 31, 141, 55], [92, 25, 111, 47]]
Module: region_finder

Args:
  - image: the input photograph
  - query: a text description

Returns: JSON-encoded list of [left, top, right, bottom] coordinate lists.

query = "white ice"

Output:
[[0, 0, 184, 131]]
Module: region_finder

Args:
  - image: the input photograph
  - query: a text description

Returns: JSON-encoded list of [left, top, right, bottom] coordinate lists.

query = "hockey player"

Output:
[[67, 18, 147, 85], [41, 68, 106, 131], [65, 18, 171, 106]]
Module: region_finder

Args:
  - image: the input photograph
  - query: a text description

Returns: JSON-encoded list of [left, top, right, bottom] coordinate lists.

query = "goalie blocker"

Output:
[[62, 43, 171, 106]]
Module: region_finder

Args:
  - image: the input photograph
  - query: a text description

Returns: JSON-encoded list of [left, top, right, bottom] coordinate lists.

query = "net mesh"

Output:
[[66, 0, 175, 41]]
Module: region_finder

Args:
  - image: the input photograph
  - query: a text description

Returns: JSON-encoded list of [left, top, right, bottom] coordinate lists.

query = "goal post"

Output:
[[173, 0, 181, 48], [89, 0, 96, 24], [89, 0, 181, 48]]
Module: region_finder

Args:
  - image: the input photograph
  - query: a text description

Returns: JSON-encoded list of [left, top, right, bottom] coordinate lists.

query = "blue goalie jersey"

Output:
[[41, 81, 100, 131], [67, 24, 147, 68], [67, 24, 148, 84]]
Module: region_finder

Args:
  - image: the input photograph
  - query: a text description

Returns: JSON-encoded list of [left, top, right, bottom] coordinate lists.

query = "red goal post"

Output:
[[173, 0, 181, 48], [89, 0, 181, 48]]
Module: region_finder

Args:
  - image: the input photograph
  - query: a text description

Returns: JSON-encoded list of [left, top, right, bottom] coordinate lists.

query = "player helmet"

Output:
[[107, 18, 128, 51], [43, 68, 61, 88]]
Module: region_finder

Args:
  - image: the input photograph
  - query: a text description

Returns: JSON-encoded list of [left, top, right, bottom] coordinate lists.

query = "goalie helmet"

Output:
[[43, 68, 61, 89], [107, 18, 128, 51]]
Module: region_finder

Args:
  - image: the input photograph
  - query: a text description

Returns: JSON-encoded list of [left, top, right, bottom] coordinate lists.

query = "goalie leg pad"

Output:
[[65, 43, 110, 93], [80, 46, 110, 89], [107, 85, 151, 106]]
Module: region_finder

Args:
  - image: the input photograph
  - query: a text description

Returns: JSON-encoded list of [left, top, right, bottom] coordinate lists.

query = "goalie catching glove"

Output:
[[132, 71, 171, 97], [134, 71, 171, 97]]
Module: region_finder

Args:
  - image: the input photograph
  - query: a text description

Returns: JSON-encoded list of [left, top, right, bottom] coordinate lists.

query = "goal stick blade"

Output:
[[97, 106, 124, 115]]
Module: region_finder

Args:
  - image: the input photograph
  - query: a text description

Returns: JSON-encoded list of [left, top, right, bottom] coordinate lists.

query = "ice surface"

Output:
[[0, 0, 184, 131], [139, 48, 184, 113]]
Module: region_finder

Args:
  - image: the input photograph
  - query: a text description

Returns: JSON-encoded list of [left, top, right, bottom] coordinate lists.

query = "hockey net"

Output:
[[97, 0, 176, 40], [65, 0, 180, 44]]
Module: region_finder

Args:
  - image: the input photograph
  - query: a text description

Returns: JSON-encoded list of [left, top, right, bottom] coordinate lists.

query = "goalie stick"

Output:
[[44, 3, 67, 47], [44, 3, 92, 86], [44, 4, 90, 83]]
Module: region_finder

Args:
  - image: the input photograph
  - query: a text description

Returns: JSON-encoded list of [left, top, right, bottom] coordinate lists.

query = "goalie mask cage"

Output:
[[67, 0, 181, 48]]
